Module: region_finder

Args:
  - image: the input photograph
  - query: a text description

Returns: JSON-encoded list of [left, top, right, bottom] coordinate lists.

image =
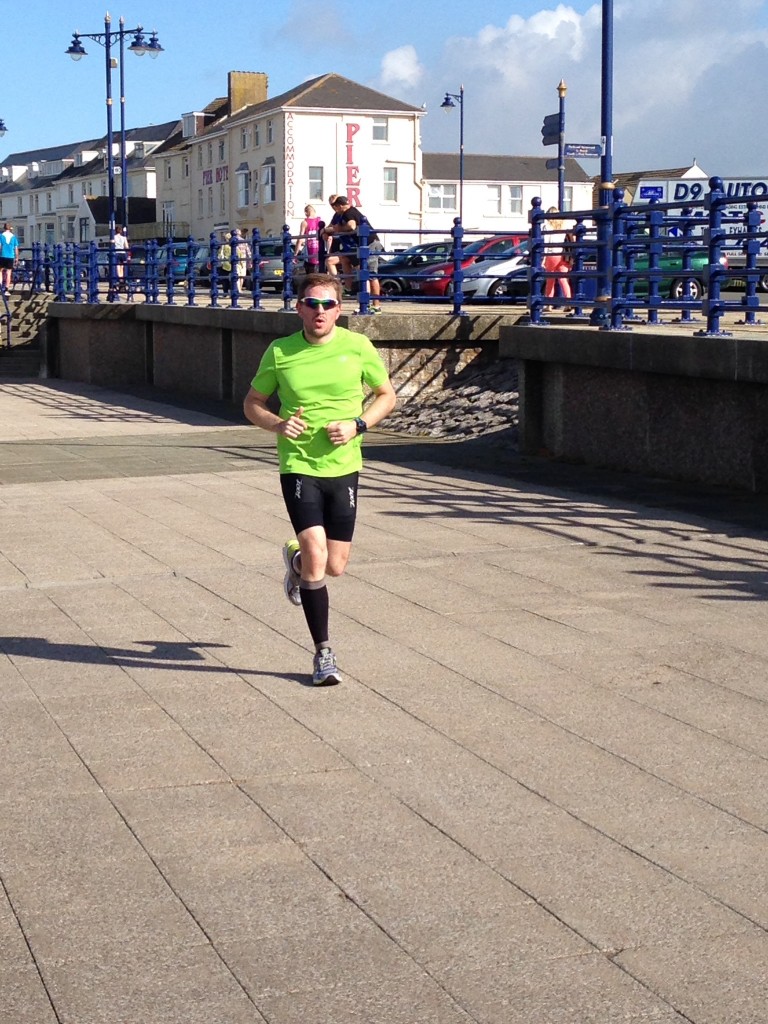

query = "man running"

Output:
[[243, 272, 396, 685]]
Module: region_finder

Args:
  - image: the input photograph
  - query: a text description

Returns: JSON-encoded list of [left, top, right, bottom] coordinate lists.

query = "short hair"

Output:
[[297, 273, 343, 303]]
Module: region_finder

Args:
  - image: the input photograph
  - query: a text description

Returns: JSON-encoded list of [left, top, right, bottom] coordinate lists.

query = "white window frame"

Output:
[[308, 166, 323, 201], [383, 167, 398, 202], [237, 169, 250, 208], [428, 183, 457, 212], [262, 162, 276, 203], [486, 185, 502, 216], [373, 117, 388, 142], [266, 120, 273, 144], [508, 185, 523, 216]]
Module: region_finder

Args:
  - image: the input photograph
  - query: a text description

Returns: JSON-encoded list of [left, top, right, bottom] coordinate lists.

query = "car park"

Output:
[[376, 241, 454, 295], [413, 234, 528, 297]]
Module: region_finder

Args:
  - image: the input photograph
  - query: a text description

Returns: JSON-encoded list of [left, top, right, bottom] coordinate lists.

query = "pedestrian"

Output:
[[0, 222, 19, 291], [243, 272, 397, 685], [322, 193, 344, 278], [322, 196, 383, 312], [544, 207, 572, 305], [218, 232, 232, 294], [230, 228, 250, 295], [294, 204, 322, 273], [113, 225, 129, 291]]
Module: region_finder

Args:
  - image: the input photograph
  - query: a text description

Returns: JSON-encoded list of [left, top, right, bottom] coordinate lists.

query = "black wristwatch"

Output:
[[354, 417, 368, 435]]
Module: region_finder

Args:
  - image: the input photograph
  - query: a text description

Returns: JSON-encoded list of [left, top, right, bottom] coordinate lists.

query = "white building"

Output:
[[156, 71, 593, 247]]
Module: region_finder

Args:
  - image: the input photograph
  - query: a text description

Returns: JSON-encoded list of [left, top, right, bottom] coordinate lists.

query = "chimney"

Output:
[[228, 71, 268, 114]]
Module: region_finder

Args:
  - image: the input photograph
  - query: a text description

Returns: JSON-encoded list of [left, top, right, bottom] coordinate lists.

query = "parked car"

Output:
[[251, 239, 297, 291], [413, 234, 529, 297], [376, 241, 454, 295], [460, 240, 530, 299], [494, 246, 727, 302]]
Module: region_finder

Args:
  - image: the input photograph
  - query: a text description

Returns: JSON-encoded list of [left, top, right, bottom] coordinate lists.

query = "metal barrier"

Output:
[[15, 177, 768, 335]]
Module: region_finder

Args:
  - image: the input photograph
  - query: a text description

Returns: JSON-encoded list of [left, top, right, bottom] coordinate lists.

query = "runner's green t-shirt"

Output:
[[250, 326, 388, 476]]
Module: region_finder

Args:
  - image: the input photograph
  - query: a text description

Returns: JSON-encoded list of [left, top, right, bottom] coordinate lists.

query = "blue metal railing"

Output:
[[15, 177, 768, 336]]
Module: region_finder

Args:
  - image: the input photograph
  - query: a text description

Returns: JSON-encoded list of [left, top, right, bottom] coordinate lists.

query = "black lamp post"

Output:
[[66, 15, 163, 248], [441, 85, 465, 223]]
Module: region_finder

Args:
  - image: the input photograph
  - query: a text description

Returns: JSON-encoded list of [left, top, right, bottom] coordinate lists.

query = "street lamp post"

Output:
[[591, 0, 614, 325], [557, 80, 567, 210], [66, 15, 163, 250], [441, 85, 465, 223]]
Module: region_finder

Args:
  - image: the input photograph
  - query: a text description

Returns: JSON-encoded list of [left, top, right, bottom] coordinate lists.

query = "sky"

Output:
[[4, 0, 768, 177]]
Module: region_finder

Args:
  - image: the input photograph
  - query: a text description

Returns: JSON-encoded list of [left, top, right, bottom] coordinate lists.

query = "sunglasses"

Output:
[[301, 297, 340, 310]]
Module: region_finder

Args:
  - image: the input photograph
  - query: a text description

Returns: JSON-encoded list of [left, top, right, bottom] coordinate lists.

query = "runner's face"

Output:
[[298, 286, 342, 342]]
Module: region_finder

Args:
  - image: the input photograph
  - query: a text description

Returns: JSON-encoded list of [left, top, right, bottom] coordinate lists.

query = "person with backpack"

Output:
[[294, 204, 322, 273], [322, 196, 383, 313]]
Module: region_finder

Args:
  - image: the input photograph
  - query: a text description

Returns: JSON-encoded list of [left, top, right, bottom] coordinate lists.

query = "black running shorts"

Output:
[[280, 472, 359, 542]]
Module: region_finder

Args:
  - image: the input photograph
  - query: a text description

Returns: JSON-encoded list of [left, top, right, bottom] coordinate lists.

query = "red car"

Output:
[[414, 233, 528, 296]]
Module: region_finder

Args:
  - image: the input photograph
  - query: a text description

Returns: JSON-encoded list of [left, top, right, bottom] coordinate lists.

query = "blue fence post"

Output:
[[41, 243, 52, 295], [251, 229, 265, 310], [208, 232, 220, 308], [589, 195, 613, 326], [673, 207, 699, 324], [528, 198, 547, 324], [646, 202, 664, 325], [52, 244, 66, 301], [609, 187, 628, 330], [355, 220, 371, 316], [737, 200, 762, 326], [186, 235, 197, 306], [164, 234, 176, 306], [280, 224, 296, 313], [86, 241, 99, 303], [147, 239, 159, 305], [697, 176, 730, 337], [569, 218, 588, 317], [449, 217, 467, 317], [106, 241, 118, 302]]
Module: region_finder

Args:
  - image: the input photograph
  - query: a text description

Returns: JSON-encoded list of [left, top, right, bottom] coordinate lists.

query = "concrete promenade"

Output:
[[0, 379, 766, 1024]]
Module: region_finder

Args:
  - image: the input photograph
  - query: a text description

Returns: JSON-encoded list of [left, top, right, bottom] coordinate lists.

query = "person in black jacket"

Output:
[[322, 196, 382, 312]]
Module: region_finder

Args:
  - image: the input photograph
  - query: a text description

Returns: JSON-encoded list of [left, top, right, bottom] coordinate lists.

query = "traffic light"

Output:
[[541, 112, 560, 147]]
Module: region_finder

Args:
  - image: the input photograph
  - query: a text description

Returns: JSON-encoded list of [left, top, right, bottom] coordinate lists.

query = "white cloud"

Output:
[[380, 45, 424, 90], [376, 1, 768, 175]]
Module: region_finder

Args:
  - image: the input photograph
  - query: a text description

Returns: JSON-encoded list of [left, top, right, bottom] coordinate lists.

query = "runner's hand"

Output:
[[278, 406, 307, 439]]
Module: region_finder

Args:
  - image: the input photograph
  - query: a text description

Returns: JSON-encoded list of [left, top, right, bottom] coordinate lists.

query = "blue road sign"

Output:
[[541, 112, 560, 147], [639, 185, 664, 200], [563, 143, 602, 159], [546, 158, 559, 171]]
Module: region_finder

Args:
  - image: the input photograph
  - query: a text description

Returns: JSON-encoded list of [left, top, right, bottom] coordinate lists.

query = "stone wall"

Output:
[[45, 304, 520, 405], [502, 323, 768, 492]]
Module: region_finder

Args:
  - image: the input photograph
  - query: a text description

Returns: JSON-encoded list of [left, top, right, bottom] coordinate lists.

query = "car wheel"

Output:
[[757, 273, 768, 293], [487, 279, 506, 298], [380, 279, 402, 296], [669, 278, 702, 301]]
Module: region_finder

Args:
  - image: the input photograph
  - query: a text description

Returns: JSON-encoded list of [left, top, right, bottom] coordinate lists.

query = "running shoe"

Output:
[[282, 539, 302, 606], [312, 647, 342, 686]]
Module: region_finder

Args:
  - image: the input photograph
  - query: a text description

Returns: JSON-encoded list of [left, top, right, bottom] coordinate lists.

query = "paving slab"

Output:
[[0, 379, 766, 1023]]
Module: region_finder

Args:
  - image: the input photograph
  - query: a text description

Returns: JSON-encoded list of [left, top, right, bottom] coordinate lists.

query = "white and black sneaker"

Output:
[[312, 647, 342, 686]]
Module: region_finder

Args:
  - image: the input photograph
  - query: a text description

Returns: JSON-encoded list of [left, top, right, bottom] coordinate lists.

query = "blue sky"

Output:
[[4, 0, 768, 175]]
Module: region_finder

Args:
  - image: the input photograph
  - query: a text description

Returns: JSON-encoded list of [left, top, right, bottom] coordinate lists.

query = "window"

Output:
[[266, 120, 273, 144], [562, 186, 573, 212], [197, 146, 203, 169], [16, 225, 25, 244], [162, 201, 175, 235], [218, 140, 225, 161], [17, 197, 23, 215], [34, 195, 39, 214], [183, 156, 189, 178], [68, 185, 74, 204], [198, 189, 204, 217], [308, 166, 323, 201], [486, 185, 502, 216], [86, 180, 93, 195], [207, 142, 213, 165], [207, 187, 213, 215], [220, 182, 226, 214], [262, 160, 276, 203], [165, 161, 172, 180], [101, 179, 107, 196], [428, 184, 457, 211], [373, 117, 388, 142], [66, 215, 75, 241], [0, 200, 3, 217], [383, 167, 398, 202], [240, 127, 249, 150], [44, 222, 55, 244], [508, 185, 523, 215], [236, 164, 250, 207], [254, 123, 260, 147], [46, 192, 53, 212]]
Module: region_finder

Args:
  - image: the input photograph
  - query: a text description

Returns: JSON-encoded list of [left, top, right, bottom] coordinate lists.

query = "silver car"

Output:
[[460, 240, 529, 299]]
